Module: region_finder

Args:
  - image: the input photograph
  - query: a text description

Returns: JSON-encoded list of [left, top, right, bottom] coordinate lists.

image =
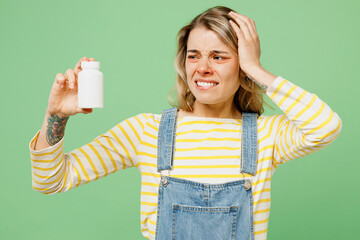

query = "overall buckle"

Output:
[[160, 170, 171, 187], [241, 171, 252, 191]]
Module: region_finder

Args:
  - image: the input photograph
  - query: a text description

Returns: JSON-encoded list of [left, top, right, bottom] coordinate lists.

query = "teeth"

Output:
[[196, 81, 218, 87]]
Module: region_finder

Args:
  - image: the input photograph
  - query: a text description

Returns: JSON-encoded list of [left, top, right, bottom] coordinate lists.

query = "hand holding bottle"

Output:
[[47, 57, 94, 117]]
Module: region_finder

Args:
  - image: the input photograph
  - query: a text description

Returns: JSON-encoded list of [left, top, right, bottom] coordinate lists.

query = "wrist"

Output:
[[242, 65, 277, 93], [242, 64, 264, 77], [46, 109, 70, 119]]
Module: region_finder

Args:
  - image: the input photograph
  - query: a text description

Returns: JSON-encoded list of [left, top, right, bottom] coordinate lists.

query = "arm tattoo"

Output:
[[46, 114, 69, 146], [248, 76, 268, 92]]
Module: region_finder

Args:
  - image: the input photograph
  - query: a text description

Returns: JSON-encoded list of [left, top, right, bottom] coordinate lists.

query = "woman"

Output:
[[29, 6, 342, 240]]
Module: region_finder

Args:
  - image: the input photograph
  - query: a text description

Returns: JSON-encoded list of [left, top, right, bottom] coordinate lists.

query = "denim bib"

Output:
[[155, 107, 258, 240]]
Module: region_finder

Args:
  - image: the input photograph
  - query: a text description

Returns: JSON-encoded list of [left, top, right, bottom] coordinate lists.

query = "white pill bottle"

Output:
[[78, 61, 103, 108]]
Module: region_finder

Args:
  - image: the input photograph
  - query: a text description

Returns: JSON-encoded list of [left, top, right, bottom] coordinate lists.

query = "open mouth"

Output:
[[196, 81, 219, 87], [195, 80, 219, 90]]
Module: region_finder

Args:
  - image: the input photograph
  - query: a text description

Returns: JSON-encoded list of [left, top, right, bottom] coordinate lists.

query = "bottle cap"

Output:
[[81, 61, 100, 70]]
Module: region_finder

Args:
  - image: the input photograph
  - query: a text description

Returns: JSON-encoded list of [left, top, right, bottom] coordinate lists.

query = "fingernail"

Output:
[[70, 83, 74, 88]]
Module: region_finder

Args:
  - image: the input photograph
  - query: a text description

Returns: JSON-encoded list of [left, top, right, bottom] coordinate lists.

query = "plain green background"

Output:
[[0, 0, 358, 239]]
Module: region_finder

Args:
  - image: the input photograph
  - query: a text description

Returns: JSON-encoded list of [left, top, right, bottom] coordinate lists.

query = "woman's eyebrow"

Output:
[[187, 49, 230, 54]]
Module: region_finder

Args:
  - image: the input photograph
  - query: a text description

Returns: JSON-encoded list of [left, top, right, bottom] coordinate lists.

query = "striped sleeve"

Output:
[[265, 76, 342, 167], [29, 113, 147, 194]]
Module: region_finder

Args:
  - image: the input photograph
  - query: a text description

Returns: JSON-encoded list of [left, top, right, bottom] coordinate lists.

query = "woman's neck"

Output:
[[179, 100, 242, 119]]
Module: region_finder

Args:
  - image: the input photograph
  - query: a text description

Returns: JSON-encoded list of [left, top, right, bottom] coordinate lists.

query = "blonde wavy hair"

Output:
[[167, 5, 273, 116]]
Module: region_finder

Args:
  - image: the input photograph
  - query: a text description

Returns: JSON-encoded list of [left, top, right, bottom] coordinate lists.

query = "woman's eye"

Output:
[[187, 55, 226, 60]]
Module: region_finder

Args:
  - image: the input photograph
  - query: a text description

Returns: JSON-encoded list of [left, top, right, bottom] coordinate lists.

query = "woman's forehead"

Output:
[[187, 49, 231, 55], [187, 27, 232, 53]]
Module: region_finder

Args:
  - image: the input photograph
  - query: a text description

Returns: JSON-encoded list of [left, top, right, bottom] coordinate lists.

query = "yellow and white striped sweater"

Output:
[[29, 76, 342, 240]]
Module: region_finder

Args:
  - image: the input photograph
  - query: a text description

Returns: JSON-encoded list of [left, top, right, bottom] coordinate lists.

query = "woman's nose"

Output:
[[197, 58, 213, 74]]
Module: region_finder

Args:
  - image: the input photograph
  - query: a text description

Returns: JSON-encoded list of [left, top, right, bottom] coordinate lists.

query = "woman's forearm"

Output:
[[245, 65, 277, 93], [31, 110, 69, 151]]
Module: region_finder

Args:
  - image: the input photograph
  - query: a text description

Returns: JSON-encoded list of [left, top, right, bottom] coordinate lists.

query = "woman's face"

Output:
[[185, 27, 240, 107]]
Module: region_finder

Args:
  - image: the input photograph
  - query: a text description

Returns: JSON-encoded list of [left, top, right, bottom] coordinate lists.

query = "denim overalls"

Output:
[[155, 107, 258, 240]]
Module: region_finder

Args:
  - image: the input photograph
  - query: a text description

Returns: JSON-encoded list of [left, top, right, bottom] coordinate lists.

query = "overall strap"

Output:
[[157, 107, 178, 172], [240, 112, 259, 175]]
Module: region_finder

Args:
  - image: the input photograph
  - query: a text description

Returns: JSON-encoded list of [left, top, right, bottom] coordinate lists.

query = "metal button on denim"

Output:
[[244, 181, 251, 190], [161, 177, 168, 187]]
